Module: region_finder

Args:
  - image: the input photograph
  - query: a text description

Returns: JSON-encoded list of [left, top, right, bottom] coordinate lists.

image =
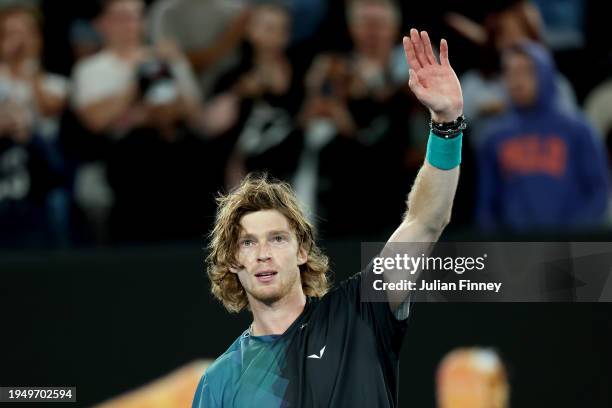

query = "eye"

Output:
[[272, 235, 286, 243], [240, 239, 255, 247]]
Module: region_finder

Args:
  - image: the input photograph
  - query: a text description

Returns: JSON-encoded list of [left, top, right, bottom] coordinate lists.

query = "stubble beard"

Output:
[[249, 269, 301, 306]]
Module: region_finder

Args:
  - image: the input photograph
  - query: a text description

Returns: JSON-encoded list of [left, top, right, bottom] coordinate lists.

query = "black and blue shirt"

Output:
[[192, 270, 410, 407]]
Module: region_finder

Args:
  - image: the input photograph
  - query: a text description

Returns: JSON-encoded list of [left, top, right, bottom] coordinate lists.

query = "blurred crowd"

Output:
[[1, 0, 611, 248]]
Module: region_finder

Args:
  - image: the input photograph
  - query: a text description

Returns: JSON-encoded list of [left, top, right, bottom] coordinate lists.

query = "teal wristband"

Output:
[[425, 131, 463, 170]]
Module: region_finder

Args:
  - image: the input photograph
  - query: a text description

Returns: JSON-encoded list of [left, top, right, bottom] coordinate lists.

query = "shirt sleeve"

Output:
[[192, 373, 220, 408], [335, 263, 411, 359]]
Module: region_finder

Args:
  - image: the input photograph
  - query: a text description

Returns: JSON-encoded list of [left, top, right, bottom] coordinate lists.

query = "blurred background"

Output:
[[1, 0, 611, 406]]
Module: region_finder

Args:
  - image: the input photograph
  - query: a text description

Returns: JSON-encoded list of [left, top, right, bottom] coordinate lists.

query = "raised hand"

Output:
[[403, 29, 463, 123]]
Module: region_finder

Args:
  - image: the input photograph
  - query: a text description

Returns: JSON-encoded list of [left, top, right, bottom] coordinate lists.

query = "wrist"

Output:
[[431, 109, 463, 124], [430, 113, 467, 139], [426, 129, 463, 170]]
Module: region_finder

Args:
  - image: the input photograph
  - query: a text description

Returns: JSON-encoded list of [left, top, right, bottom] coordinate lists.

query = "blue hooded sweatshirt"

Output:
[[476, 42, 610, 232]]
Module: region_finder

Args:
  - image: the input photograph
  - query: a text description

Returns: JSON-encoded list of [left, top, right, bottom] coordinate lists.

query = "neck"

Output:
[[254, 49, 282, 63], [249, 286, 306, 336], [108, 42, 141, 59], [359, 49, 390, 67]]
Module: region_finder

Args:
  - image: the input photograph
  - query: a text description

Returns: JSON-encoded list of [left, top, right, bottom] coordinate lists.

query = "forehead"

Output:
[[238, 209, 293, 236], [3, 12, 36, 29], [252, 6, 289, 25], [106, 0, 143, 15], [352, 3, 396, 24]]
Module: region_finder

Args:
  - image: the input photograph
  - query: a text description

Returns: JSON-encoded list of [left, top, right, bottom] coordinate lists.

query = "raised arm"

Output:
[[384, 29, 464, 312], [390, 29, 463, 242]]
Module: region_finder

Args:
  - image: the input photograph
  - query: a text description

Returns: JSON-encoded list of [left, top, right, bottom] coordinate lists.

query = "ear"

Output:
[[297, 246, 308, 267]]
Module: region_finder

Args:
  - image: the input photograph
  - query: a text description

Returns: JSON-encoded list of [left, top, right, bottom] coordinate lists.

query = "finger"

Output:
[[402, 36, 422, 70], [410, 28, 428, 67], [440, 38, 450, 66], [420, 31, 438, 65]]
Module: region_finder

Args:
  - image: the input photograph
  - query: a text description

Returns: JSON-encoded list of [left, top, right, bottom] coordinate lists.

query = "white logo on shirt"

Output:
[[307, 346, 326, 359]]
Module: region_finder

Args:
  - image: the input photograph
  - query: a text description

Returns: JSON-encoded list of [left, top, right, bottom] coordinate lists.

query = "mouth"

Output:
[[255, 270, 278, 283]]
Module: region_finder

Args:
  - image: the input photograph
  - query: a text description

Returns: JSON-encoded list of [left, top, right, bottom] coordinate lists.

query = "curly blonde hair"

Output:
[[207, 173, 330, 313]]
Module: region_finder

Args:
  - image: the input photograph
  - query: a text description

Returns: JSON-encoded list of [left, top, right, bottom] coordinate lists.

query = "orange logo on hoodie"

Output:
[[499, 134, 567, 177]]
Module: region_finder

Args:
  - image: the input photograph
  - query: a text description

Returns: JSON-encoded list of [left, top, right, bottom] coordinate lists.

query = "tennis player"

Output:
[[193, 28, 464, 407]]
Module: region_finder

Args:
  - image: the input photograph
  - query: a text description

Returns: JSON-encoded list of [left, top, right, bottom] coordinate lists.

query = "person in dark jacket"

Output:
[[476, 42, 610, 232]]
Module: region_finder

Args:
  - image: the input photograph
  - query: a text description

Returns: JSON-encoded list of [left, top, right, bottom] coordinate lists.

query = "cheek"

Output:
[[129, 22, 142, 34], [286, 250, 304, 272], [506, 73, 522, 90], [527, 77, 537, 96], [235, 270, 252, 291], [253, 26, 268, 41], [275, 28, 289, 47], [236, 250, 254, 268], [268, 247, 290, 267]]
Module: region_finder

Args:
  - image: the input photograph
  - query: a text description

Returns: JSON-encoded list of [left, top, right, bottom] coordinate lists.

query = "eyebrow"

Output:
[[238, 229, 291, 239], [268, 230, 291, 236]]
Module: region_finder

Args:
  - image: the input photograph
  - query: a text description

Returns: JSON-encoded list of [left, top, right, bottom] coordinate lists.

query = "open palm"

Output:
[[403, 29, 464, 123]]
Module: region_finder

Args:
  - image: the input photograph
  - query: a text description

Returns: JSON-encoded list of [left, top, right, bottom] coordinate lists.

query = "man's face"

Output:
[[0, 12, 39, 61], [232, 210, 307, 305], [504, 52, 537, 108], [100, 0, 144, 47], [350, 3, 398, 58], [246, 6, 290, 54]]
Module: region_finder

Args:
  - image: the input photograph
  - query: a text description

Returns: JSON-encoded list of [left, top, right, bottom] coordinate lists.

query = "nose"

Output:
[[257, 242, 272, 262]]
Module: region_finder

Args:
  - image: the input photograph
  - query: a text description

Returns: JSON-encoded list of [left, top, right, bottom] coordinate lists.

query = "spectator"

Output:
[[584, 77, 612, 225], [148, 0, 249, 99], [204, 1, 302, 189], [0, 5, 68, 139], [0, 5, 69, 246], [447, 1, 578, 148], [69, 0, 204, 243], [72, 0, 199, 138], [476, 42, 610, 233], [296, 0, 419, 238], [149, 0, 328, 99], [584, 78, 612, 161]]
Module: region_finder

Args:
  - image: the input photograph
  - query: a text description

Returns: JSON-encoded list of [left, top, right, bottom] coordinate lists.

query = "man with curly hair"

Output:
[[193, 25, 464, 407]]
